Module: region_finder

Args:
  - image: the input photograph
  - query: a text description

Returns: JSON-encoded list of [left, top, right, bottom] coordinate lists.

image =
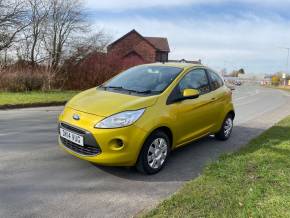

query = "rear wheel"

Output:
[[215, 114, 234, 141], [136, 131, 170, 174]]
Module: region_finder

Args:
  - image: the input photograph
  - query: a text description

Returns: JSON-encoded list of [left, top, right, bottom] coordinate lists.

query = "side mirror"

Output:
[[182, 89, 200, 99]]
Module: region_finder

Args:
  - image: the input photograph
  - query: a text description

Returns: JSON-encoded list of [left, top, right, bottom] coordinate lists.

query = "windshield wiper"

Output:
[[101, 86, 160, 95], [134, 90, 159, 94], [101, 86, 124, 90], [101, 86, 124, 89], [101, 86, 137, 93]]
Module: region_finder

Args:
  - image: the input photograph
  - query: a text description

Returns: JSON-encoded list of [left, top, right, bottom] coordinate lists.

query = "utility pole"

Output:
[[279, 47, 290, 86], [285, 47, 289, 86], [223, 60, 234, 76], [279, 47, 290, 70], [285, 47, 290, 72]]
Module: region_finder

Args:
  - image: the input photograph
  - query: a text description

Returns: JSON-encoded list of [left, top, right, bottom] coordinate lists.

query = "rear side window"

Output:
[[178, 69, 211, 95], [208, 70, 224, 91]]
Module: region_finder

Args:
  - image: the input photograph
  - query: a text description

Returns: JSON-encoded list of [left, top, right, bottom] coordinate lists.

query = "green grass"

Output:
[[278, 86, 290, 92], [266, 85, 290, 92], [0, 91, 79, 106], [144, 116, 290, 218]]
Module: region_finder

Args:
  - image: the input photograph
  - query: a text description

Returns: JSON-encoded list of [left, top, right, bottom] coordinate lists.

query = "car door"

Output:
[[169, 68, 215, 147], [207, 69, 227, 129]]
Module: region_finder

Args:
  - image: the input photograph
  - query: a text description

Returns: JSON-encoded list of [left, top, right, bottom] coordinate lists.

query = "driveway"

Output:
[[1, 85, 290, 218]]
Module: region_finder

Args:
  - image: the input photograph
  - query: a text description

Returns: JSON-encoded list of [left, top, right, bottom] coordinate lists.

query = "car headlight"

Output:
[[95, 109, 145, 129]]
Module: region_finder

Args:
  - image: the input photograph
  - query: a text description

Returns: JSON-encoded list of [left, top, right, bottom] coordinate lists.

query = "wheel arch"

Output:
[[228, 110, 235, 120], [135, 125, 174, 173], [139, 125, 174, 154], [152, 126, 173, 147]]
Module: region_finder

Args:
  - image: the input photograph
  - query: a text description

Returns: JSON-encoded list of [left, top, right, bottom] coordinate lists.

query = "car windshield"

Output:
[[100, 65, 182, 95]]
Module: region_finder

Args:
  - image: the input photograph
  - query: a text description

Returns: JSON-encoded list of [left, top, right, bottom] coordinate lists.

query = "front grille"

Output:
[[59, 123, 101, 156], [61, 138, 101, 156]]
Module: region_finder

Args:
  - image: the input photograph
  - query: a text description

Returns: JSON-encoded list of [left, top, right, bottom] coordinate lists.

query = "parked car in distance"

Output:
[[225, 82, 236, 91], [58, 63, 235, 174], [234, 80, 242, 86]]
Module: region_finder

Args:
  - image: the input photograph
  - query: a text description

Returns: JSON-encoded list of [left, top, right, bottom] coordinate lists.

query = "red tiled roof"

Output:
[[145, 37, 170, 52], [108, 29, 170, 53]]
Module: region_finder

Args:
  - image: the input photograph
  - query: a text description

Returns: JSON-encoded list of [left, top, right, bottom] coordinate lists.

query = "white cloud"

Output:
[[86, 0, 290, 74], [86, 0, 217, 11], [93, 15, 290, 74], [86, 0, 290, 11]]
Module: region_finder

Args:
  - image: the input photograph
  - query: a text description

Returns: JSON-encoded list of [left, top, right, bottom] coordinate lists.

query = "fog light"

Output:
[[109, 139, 124, 150]]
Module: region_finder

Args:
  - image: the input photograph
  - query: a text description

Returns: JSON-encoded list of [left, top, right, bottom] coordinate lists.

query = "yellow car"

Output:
[[58, 63, 234, 174]]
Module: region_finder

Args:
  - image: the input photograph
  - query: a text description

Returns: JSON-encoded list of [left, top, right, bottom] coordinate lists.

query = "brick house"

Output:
[[107, 29, 170, 69]]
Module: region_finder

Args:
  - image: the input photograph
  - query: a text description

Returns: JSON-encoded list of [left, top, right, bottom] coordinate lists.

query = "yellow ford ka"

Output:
[[58, 63, 235, 174]]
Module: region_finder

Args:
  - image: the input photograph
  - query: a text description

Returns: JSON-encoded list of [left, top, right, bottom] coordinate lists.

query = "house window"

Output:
[[161, 53, 168, 62], [156, 52, 168, 62]]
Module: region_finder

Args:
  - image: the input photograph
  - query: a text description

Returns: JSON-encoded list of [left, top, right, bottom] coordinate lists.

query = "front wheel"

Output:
[[215, 114, 234, 141], [136, 131, 170, 174]]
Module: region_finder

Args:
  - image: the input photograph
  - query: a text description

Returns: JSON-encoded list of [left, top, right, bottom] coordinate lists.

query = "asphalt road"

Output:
[[1, 85, 290, 218]]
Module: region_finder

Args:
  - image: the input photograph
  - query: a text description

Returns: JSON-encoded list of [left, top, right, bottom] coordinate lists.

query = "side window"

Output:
[[178, 69, 211, 95], [208, 70, 224, 91]]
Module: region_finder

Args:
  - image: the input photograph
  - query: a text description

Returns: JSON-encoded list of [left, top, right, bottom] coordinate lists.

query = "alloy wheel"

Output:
[[147, 138, 168, 169], [224, 117, 233, 137]]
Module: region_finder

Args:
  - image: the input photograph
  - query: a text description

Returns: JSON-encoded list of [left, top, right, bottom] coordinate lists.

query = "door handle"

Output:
[[211, 97, 217, 102]]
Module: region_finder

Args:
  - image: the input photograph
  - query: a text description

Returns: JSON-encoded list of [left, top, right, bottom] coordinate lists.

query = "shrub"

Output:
[[0, 66, 48, 92], [0, 52, 131, 92], [61, 52, 123, 90]]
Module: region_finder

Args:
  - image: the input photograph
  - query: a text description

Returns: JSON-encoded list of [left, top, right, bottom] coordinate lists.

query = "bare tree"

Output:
[[0, 0, 27, 51], [228, 68, 246, 77], [68, 30, 112, 63], [26, 0, 49, 65], [85, 31, 112, 53], [44, 0, 87, 69]]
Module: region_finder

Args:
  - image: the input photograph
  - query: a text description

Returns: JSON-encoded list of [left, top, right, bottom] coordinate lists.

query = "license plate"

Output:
[[60, 128, 84, 146]]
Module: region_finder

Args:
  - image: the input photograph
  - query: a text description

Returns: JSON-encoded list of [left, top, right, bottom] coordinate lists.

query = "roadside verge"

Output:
[[144, 116, 290, 218], [0, 91, 78, 110], [0, 101, 66, 110]]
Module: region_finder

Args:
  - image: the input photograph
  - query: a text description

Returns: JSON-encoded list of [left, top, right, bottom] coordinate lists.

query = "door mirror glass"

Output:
[[182, 89, 200, 99]]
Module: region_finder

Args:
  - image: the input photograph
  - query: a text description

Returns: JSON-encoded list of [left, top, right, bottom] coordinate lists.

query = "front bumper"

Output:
[[59, 122, 102, 156], [58, 107, 149, 166]]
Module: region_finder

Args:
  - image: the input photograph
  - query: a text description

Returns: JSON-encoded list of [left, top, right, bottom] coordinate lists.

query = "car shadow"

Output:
[[90, 124, 275, 182]]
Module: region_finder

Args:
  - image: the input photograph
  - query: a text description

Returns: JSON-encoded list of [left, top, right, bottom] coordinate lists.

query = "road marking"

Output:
[[237, 100, 287, 125], [234, 89, 260, 101], [279, 90, 290, 97], [234, 99, 259, 107], [0, 132, 17, 136]]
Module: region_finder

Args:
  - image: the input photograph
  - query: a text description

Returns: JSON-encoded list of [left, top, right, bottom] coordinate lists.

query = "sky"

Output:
[[85, 0, 290, 75]]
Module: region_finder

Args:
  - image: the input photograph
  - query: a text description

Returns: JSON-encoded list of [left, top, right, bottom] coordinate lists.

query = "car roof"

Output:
[[143, 62, 204, 70]]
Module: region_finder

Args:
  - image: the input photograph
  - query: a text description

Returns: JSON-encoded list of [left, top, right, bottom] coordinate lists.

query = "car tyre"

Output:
[[215, 114, 234, 141], [136, 131, 170, 174]]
